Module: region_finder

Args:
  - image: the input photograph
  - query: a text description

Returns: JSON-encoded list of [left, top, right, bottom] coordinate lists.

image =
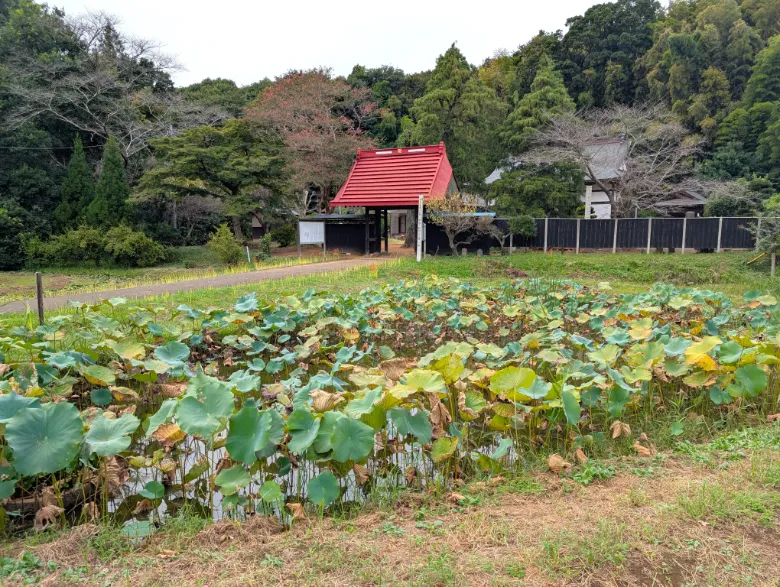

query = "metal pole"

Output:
[[680, 217, 687, 254], [612, 218, 618, 254], [543, 217, 549, 253], [35, 272, 44, 326], [575, 218, 581, 254], [416, 195, 424, 262], [716, 217, 723, 253], [646, 218, 652, 254], [246, 246, 251, 265], [756, 217, 762, 251], [383, 209, 388, 253]]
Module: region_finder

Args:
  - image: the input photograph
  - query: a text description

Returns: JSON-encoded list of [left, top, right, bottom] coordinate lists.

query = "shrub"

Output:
[[208, 224, 244, 265], [508, 215, 538, 238], [257, 234, 272, 260], [270, 224, 296, 247], [104, 225, 168, 267]]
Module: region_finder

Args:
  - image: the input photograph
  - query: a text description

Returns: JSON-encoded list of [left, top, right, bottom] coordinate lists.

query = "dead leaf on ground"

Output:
[[767, 413, 780, 423], [286, 502, 306, 521], [632, 442, 652, 457], [159, 383, 186, 398], [447, 492, 465, 503], [489, 476, 506, 485], [575, 448, 588, 464], [34, 505, 64, 531], [353, 464, 369, 485], [610, 420, 631, 439], [548, 454, 572, 474], [405, 466, 417, 484], [133, 499, 154, 515]]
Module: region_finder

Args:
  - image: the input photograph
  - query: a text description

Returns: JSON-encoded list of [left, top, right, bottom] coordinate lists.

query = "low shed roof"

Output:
[[330, 143, 455, 208]]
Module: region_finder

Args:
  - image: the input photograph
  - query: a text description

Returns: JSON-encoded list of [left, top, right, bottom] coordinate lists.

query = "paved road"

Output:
[[0, 258, 384, 315]]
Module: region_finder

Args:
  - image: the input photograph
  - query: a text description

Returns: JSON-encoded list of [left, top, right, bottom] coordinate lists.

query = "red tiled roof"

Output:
[[330, 142, 455, 208]]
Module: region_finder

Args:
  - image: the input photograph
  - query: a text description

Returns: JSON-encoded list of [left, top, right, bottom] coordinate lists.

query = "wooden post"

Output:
[[716, 217, 723, 253], [364, 207, 370, 257], [35, 272, 44, 326], [756, 217, 762, 251], [383, 209, 388, 253], [646, 218, 652, 254], [680, 217, 687, 254], [543, 217, 549, 253], [612, 218, 618, 254], [772, 253, 776, 278], [575, 218, 581, 254]]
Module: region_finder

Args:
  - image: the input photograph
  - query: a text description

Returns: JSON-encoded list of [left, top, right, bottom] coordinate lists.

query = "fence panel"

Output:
[[579, 219, 614, 249], [685, 218, 720, 250], [547, 219, 577, 248], [616, 219, 650, 249], [721, 218, 756, 249], [648, 218, 684, 249]]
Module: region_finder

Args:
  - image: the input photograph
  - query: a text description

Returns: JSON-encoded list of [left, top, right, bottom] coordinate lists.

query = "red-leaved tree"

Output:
[[245, 69, 380, 214]]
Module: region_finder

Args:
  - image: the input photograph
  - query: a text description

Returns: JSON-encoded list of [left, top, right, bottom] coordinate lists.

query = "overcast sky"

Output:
[[52, 0, 603, 87]]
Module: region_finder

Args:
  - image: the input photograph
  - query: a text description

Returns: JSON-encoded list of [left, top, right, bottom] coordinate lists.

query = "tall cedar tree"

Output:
[[500, 55, 575, 155], [53, 135, 94, 231], [85, 136, 130, 227], [743, 35, 780, 107], [407, 44, 506, 190]]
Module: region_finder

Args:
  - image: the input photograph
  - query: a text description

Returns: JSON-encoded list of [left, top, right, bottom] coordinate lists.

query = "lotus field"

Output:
[[0, 276, 778, 534]]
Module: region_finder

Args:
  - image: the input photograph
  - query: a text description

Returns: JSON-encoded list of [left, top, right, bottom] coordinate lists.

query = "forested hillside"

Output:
[[1, 0, 779, 268]]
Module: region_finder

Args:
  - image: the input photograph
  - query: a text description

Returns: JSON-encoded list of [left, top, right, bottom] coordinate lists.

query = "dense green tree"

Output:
[[489, 163, 583, 218], [53, 136, 94, 230], [139, 119, 286, 239], [406, 44, 507, 189], [726, 20, 764, 97], [500, 55, 575, 154], [700, 141, 757, 179], [741, 0, 780, 40], [743, 35, 780, 106], [85, 137, 130, 227], [180, 77, 269, 116]]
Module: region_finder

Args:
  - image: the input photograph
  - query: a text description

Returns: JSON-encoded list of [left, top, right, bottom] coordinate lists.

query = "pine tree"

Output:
[[743, 35, 780, 107], [85, 136, 129, 227], [500, 54, 575, 155], [53, 135, 94, 231]]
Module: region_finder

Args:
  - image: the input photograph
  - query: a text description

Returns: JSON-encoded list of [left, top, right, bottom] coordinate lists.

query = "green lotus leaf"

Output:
[[227, 371, 262, 394], [0, 393, 40, 424], [402, 369, 446, 394], [606, 386, 630, 418], [489, 366, 537, 401], [716, 341, 743, 364], [176, 371, 234, 437], [145, 398, 178, 438], [562, 390, 581, 425], [90, 387, 112, 406], [80, 365, 115, 386], [344, 388, 383, 418], [388, 407, 432, 444], [154, 341, 190, 365], [663, 359, 690, 377], [307, 471, 340, 508], [176, 396, 224, 438], [587, 345, 621, 367], [123, 520, 155, 538], [226, 406, 284, 465], [0, 466, 18, 499], [330, 417, 374, 463], [684, 336, 722, 365], [287, 407, 321, 454], [431, 437, 459, 462], [85, 413, 140, 457], [6, 402, 83, 475], [664, 338, 692, 357], [313, 411, 345, 454], [734, 365, 767, 397], [138, 480, 165, 500], [709, 386, 733, 405], [109, 340, 146, 361], [259, 480, 282, 502], [432, 354, 464, 383], [234, 293, 258, 313], [492, 437, 513, 460], [215, 465, 250, 496]]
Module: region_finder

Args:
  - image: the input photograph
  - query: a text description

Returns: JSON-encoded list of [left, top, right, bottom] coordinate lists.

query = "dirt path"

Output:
[[0, 258, 385, 315]]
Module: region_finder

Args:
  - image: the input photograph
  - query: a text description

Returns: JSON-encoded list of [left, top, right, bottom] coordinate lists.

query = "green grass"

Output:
[[539, 520, 630, 578], [676, 481, 780, 527]]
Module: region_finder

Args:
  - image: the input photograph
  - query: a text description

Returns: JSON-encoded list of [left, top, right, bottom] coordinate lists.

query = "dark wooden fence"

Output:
[[424, 217, 763, 255]]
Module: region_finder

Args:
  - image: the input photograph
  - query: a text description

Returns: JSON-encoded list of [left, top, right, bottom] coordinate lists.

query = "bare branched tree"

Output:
[[427, 193, 495, 254], [526, 104, 706, 216], [2, 11, 228, 180]]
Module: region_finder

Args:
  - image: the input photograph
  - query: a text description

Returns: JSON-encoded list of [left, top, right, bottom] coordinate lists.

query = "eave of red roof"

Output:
[[330, 142, 455, 208]]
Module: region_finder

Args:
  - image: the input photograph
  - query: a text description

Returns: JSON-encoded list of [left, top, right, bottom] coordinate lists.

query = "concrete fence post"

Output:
[[646, 218, 652, 254], [756, 217, 762, 251], [680, 217, 687, 254], [716, 217, 723, 253], [612, 218, 618, 254], [575, 218, 581, 254], [543, 217, 549, 253]]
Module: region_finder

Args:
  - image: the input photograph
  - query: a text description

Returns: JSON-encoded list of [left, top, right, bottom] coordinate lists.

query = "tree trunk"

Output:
[[231, 215, 245, 241], [448, 234, 457, 255], [402, 209, 416, 248], [171, 200, 178, 230]]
